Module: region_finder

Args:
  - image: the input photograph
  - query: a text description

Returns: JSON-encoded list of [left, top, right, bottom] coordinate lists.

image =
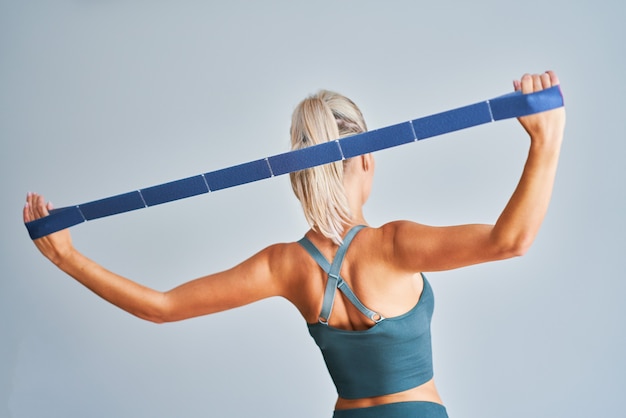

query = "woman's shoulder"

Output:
[[371, 220, 426, 246], [260, 237, 328, 318], [368, 221, 434, 272], [377, 220, 433, 245], [261, 238, 320, 278]]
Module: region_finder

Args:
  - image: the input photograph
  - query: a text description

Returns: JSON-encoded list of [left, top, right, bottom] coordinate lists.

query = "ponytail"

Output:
[[289, 90, 367, 245]]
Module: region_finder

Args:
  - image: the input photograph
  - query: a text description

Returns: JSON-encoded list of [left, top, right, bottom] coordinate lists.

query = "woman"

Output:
[[24, 71, 565, 417]]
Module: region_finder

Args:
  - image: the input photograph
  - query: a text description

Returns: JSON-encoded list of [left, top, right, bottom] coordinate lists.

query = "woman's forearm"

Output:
[[55, 249, 168, 323], [488, 72, 565, 256], [490, 134, 562, 255], [24, 193, 167, 323]]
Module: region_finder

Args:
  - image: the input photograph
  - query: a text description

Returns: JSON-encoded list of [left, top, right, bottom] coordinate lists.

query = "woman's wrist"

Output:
[[529, 131, 563, 154], [50, 245, 78, 270]]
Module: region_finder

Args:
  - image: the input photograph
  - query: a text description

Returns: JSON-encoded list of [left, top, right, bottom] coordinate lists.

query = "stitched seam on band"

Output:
[[265, 157, 275, 177], [486, 100, 495, 122], [138, 190, 148, 208], [200, 173, 212, 192], [76, 206, 87, 222], [409, 119, 418, 141], [335, 140, 345, 160]]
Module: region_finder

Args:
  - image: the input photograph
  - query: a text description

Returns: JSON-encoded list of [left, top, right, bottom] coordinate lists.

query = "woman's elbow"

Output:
[[508, 241, 531, 258], [493, 234, 534, 259], [144, 313, 169, 324], [134, 309, 169, 324], [136, 294, 172, 324]]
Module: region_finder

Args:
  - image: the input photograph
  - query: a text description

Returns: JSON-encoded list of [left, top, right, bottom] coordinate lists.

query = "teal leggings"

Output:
[[333, 401, 448, 418]]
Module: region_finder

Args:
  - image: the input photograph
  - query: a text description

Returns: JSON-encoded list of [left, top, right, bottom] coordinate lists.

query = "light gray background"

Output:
[[2, 1, 624, 417]]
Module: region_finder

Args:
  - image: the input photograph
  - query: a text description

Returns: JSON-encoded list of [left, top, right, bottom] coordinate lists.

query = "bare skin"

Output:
[[24, 71, 565, 410]]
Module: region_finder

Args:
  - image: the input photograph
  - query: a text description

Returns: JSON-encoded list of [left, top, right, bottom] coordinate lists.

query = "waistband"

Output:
[[333, 401, 448, 418]]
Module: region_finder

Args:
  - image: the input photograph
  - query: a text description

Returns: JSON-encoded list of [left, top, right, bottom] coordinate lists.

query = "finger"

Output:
[[532, 74, 542, 92], [33, 194, 50, 218], [39, 195, 50, 217], [513, 79, 521, 91], [520, 74, 533, 94], [546, 70, 560, 86], [540, 72, 551, 89], [25, 192, 37, 221], [23, 201, 31, 223]]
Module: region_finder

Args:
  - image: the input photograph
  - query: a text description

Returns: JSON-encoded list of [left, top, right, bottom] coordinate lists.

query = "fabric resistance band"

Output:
[[25, 86, 564, 240]]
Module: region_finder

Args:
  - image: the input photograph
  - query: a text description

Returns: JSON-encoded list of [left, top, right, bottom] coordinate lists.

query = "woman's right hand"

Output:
[[513, 70, 566, 146], [23, 192, 75, 267]]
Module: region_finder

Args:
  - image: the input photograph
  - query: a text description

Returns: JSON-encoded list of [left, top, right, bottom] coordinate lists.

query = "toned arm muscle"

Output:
[[45, 243, 288, 324], [386, 71, 565, 273], [161, 244, 288, 322], [24, 193, 290, 323], [386, 222, 504, 272]]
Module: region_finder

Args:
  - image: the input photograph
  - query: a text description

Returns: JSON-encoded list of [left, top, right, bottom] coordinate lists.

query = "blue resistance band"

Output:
[[25, 86, 564, 240]]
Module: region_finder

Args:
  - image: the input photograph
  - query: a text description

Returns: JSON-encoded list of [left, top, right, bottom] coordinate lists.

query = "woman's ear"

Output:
[[361, 153, 373, 172]]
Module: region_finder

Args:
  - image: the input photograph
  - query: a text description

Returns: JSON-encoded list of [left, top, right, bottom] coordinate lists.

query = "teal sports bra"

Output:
[[298, 225, 435, 399]]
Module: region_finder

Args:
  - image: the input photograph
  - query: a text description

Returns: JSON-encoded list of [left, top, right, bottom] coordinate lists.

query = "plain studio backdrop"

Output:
[[1, 1, 624, 417]]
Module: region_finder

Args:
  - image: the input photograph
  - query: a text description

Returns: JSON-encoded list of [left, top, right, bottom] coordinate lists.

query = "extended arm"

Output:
[[23, 193, 288, 323], [388, 71, 566, 272]]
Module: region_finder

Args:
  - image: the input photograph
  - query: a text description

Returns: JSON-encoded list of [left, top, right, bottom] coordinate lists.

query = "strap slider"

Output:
[[370, 312, 385, 323]]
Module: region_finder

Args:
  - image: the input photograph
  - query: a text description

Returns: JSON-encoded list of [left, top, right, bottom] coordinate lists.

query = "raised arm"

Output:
[[23, 193, 289, 323], [387, 71, 566, 272]]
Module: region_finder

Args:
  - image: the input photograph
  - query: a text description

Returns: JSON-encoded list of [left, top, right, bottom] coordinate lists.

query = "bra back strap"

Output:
[[298, 225, 383, 325]]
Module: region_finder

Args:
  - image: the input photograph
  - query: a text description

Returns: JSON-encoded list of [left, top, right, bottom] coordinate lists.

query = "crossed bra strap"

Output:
[[298, 225, 384, 325]]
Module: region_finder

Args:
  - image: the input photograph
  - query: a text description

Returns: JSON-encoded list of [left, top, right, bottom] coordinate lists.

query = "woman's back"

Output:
[[279, 224, 442, 411], [285, 225, 425, 330]]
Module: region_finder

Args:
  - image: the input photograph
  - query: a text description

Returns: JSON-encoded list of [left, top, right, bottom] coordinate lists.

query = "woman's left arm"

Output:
[[24, 192, 288, 323]]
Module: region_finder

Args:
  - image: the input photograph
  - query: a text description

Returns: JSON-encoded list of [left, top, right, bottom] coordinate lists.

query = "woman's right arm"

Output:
[[385, 71, 566, 272]]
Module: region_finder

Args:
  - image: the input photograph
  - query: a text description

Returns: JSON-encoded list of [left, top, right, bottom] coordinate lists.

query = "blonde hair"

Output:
[[289, 90, 367, 245]]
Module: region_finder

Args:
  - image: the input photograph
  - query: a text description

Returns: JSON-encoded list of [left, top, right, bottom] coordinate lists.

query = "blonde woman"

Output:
[[24, 71, 565, 418]]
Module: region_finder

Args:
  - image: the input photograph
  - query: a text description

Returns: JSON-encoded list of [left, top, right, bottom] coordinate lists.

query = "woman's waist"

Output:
[[335, 378, 443, 410]]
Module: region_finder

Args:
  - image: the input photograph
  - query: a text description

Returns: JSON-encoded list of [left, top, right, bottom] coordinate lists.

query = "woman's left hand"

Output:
[[23, 192, 75, 266]]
